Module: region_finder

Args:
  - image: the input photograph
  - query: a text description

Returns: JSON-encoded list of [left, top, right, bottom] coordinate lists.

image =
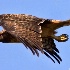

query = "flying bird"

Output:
[[0, 14, 69, 64]]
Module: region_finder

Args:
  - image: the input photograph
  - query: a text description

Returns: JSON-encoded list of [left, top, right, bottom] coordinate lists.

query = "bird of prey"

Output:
[[0, 14, 69, 64]]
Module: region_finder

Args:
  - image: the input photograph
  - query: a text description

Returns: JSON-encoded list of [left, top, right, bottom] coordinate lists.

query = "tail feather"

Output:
[[42, 37, 62, 63], [44, 51, 55, 63]]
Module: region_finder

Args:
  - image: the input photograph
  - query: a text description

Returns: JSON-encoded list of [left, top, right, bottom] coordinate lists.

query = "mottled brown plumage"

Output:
[[0, 14, 69, 64]]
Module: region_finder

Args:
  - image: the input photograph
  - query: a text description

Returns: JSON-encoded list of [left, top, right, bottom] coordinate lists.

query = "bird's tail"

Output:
[[42, 37, 62, 64]]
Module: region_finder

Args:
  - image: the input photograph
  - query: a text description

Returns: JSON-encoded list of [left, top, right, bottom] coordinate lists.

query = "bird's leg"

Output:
[[51, 34, 68, 42]]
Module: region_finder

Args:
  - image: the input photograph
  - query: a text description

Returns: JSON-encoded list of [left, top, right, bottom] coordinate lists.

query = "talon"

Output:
[[51, 34, 68, 42], [59, 34, 68, 42]]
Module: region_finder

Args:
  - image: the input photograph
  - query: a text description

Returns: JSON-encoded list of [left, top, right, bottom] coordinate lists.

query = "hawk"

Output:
[[0, 14, 69, 64]]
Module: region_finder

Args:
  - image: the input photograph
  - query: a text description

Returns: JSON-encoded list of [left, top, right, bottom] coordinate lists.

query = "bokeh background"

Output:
[[0, 0, 70, 70]]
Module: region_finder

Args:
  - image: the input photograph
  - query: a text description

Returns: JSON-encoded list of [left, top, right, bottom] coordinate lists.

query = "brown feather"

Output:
[[0, 14, 69, 64]]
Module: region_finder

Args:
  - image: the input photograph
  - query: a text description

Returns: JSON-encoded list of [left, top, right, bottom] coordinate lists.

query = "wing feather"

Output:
[[1, 14, 44, 54], [0, 14, 62, 63]]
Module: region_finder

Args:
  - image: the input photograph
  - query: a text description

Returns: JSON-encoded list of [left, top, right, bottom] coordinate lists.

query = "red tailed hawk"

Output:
[[0, 14, 69, 64]]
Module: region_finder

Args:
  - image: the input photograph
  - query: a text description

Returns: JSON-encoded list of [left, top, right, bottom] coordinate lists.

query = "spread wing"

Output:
[[0, 14, 45, 56], [0, 14, 62, 63]]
